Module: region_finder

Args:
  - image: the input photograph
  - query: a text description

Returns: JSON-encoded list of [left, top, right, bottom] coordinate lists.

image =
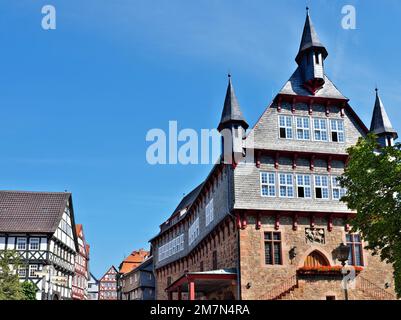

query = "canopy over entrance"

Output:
[[165, 269, 237, 300]]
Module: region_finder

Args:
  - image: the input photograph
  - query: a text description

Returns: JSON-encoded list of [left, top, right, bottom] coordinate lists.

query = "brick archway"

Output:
[[304, 250, 330, 267]]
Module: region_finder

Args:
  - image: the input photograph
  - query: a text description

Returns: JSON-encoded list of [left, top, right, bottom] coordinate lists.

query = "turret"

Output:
[[370, 88, 398, 147], [296, 8, 328, 94], [217, 75, 249, 165]]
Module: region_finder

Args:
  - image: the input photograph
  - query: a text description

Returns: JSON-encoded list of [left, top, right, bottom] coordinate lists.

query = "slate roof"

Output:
[[279, 67, 347, 100], [0, 191, 71, 233], [296, 10, 328, 64], [172, 183, 204, 217], [370, 89, 398, 138], [149, 182, 204, 239], [218, 75, 249, 131]]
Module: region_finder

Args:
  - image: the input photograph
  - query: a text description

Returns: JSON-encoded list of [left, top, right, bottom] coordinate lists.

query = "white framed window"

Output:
[[296, 174, 312, 198], [260, 172, 276, 197], [279, 115, 293, 139], [179, 234, 184, 251], [332, 176, 346, 200], [188, 217, 200, 245], [279, 173, 294, 198], [205, 199, 214, 226], [29, 264, 38, 277], [314, 175, 329, 199], [313, 118, 328, 141], [16, 238, 27, 250], [29, 238, 40, 251], [330, 119, 345, 142], [18, 266, 27, 278], [296, 117, 310, 140], [158, 234, 184, 261]]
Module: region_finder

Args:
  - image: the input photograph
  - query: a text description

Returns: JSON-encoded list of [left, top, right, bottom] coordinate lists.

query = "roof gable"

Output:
[[279, 68, 347, 100], [0, 191, 71, 233]]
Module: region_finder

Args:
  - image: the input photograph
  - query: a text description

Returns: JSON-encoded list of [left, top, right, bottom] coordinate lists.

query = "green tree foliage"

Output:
[[0, 250, 25, 300], [22, 281, 37, 300], [339, 133, 401, 297]]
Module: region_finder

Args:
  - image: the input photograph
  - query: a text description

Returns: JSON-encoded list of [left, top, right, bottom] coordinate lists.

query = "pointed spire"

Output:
[[295, 8, 328, 64], [370, 88, 398, 139], [217, 74, 249, 132]]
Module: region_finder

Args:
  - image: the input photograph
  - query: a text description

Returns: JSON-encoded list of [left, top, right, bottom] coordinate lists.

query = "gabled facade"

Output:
[[88, 272, 99, 300], [150, 10, 398, 300], [118, 249, 149, 275], [0, 191, 79, 300], [120, 256, 155, 300], [72, 224, 90, 300], [98, 266, 118, 300]]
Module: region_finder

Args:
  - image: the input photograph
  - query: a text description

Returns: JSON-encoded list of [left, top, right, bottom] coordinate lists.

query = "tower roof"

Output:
[[218, 75, 249, 131], [370, 89, 398, 138], [295, 9, 328, 64]]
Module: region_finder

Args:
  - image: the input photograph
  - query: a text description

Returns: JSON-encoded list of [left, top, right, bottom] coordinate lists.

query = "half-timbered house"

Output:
[[0, 191, 78, 300], [72, 224, 90, 300], [98, 265, 118, 300]]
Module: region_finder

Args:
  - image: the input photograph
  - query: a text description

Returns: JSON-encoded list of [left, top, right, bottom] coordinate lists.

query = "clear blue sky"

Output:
[[1, 0, 400, 277]]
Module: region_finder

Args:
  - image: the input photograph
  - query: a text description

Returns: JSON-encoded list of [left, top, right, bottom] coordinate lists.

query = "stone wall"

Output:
[[239, 214, 396, 300], [155, 217, 238, 300]]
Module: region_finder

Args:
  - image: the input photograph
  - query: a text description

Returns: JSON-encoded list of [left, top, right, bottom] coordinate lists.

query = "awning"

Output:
[[165, 269, 237, 300]]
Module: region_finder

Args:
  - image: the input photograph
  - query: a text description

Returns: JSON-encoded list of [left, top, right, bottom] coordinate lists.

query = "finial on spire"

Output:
[[306, 6, 309, 14], [375, 85, 378, 93], [228, 73, 231, 78]]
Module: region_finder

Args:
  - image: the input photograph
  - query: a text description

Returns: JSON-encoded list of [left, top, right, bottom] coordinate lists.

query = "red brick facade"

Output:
[[155, 216, 238, 300]]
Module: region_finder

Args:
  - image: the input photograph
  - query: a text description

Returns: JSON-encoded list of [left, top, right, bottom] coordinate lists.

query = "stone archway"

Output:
[[304, 250, 330, 267]]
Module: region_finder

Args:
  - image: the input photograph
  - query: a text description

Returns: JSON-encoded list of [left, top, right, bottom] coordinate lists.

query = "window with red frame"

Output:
[[264, 232, 282, 265], [346, 234, 364, 266]]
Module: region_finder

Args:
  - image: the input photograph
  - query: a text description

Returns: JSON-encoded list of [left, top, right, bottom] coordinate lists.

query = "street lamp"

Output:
[[337, 243, 351, 300], [337, 243, 350, 266]]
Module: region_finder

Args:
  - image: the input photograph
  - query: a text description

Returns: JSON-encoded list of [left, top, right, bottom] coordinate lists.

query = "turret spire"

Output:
[[217, 75, 249, 132], [296, 9, 328, 64], [370, 88, 398, 146], [296, 9, 328, 94]]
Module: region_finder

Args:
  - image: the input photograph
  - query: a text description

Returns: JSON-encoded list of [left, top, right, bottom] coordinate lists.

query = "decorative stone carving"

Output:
[[305, 228, 325, 244]]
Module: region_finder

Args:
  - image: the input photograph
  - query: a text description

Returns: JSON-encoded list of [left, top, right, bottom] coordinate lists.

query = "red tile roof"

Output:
[[119, 249, 149, 274]]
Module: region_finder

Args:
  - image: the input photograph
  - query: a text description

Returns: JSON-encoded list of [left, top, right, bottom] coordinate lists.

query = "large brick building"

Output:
[[150, 10, 398, 300]]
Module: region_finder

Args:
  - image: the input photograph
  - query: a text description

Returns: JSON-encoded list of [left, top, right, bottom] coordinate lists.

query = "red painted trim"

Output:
[[274, 152, 280, 169], [277, 96, 282, 112], [292, 153, 298, 170], [310, 214, 316, 228], [325, 101, 331, 116], [327, 156, 332, 172], [328, 215, 333, 232], [291, 97, 296, 113], [310, 155, 315, 171], [241, 212, 247, 229], [236, 214, 242, 229], [256, 151, 261, 168], [275, 214, 280, 230], [308, 99, 314, 115], [256, 214, 261, 230], [292, 214, 298, 231], [256, 149, 347, 164]]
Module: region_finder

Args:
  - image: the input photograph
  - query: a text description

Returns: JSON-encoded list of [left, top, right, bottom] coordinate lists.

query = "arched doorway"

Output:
[[304, 250, 330, 267], [52, 294, 60, 300]]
